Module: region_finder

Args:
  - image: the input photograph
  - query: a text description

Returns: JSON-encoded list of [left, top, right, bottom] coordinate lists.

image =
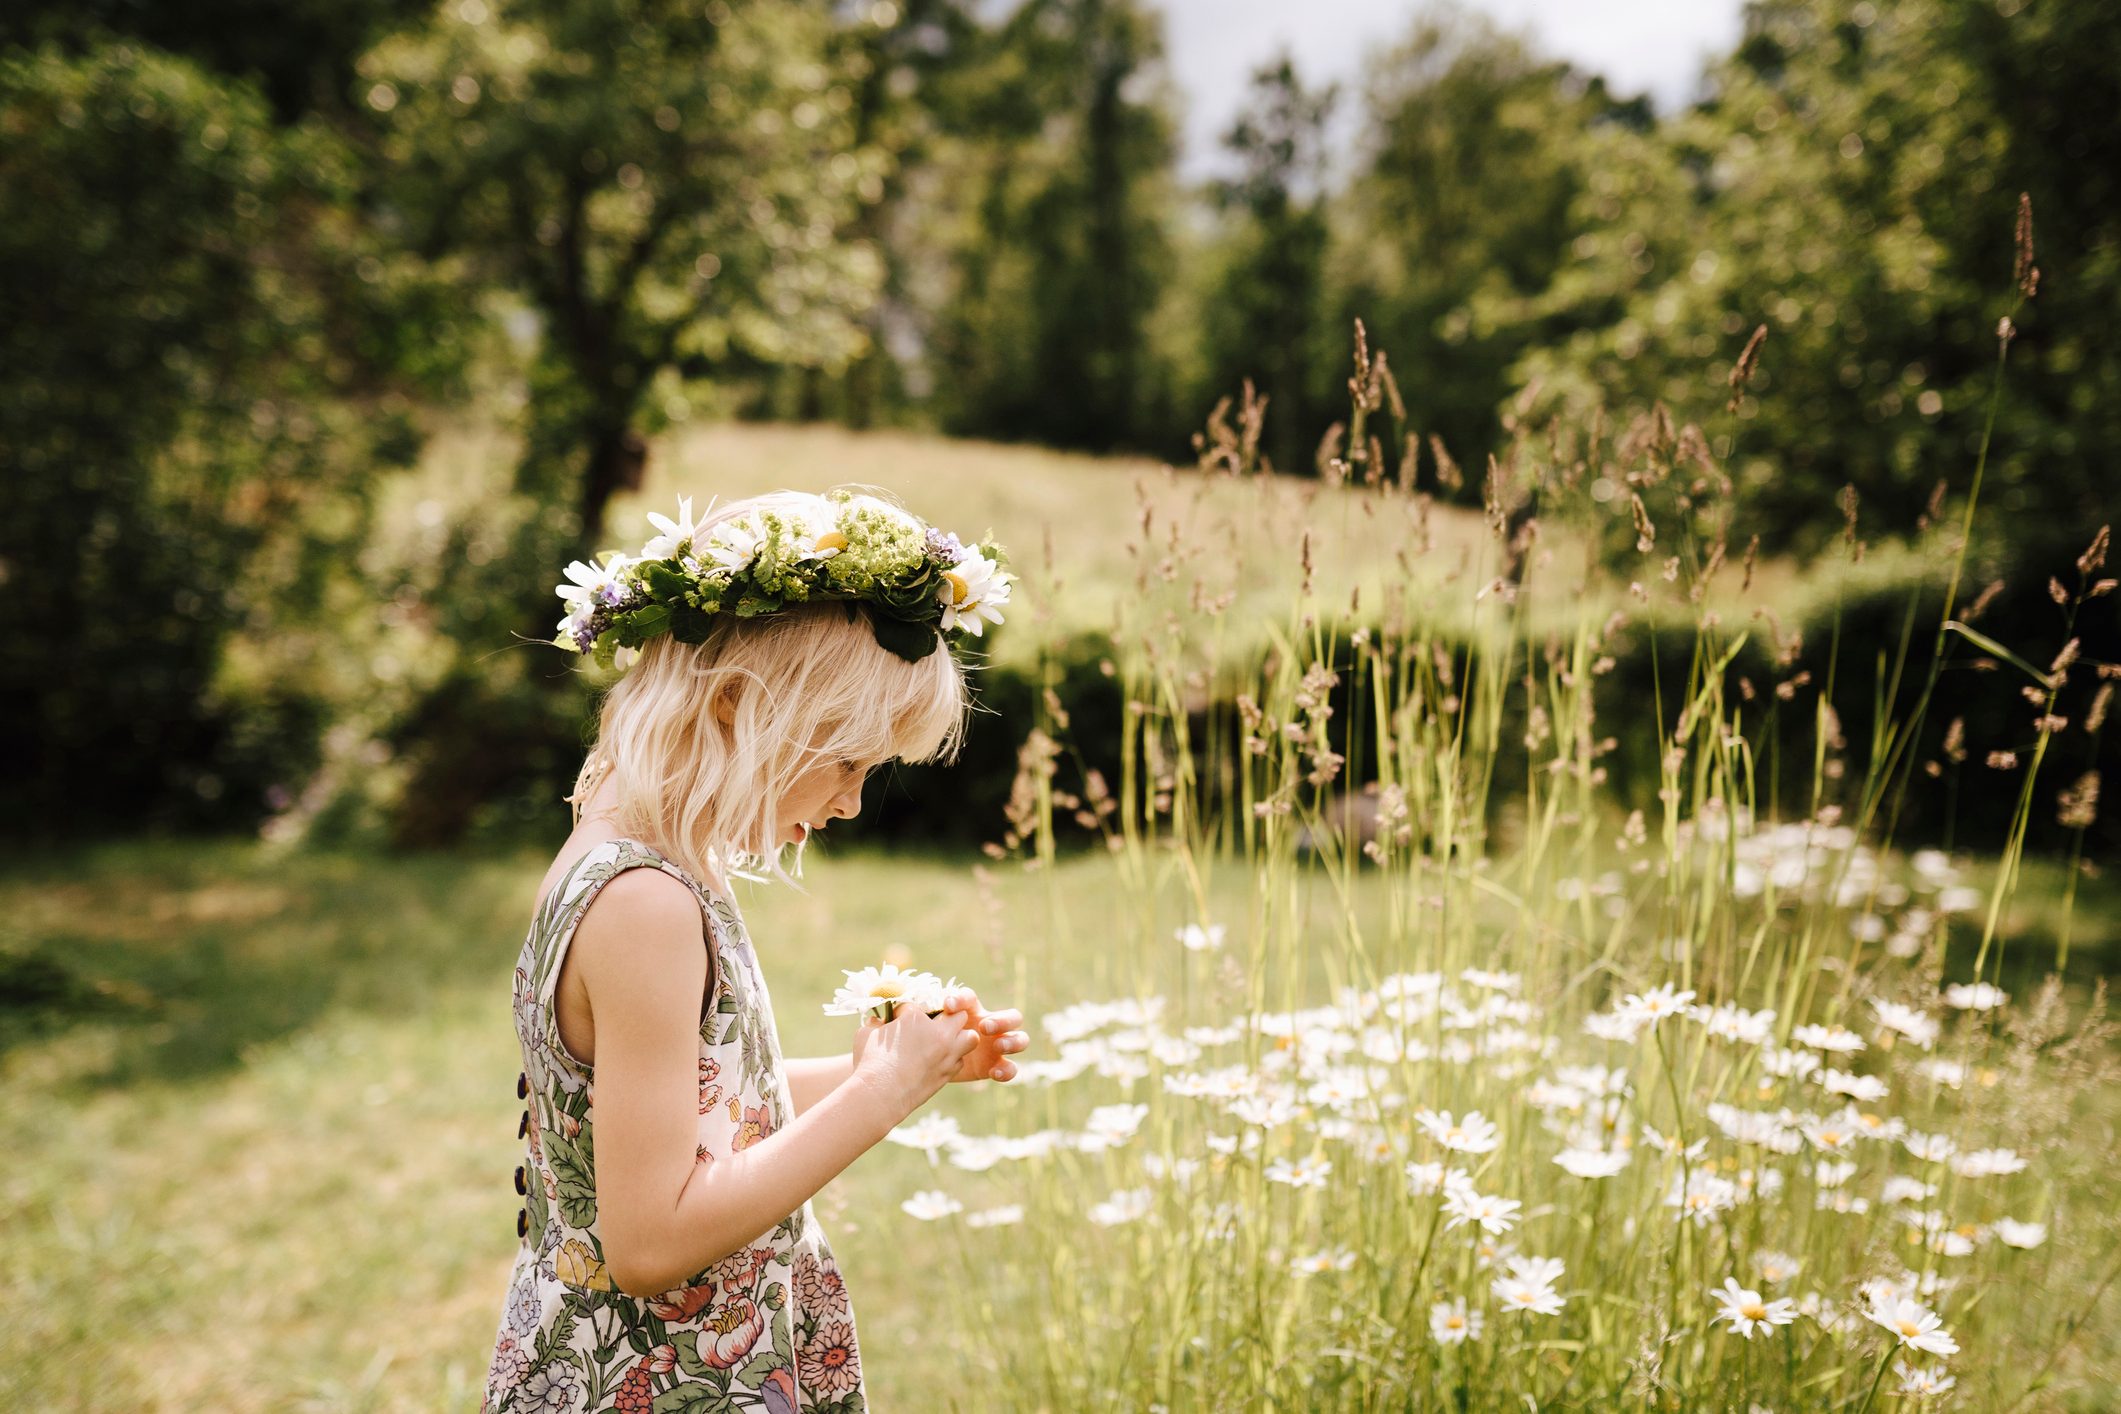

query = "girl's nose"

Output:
[[831, 787, 862, 820]]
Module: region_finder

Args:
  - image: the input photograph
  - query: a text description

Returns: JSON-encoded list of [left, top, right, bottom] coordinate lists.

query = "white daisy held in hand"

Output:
[[823, 962, 953, 1021]]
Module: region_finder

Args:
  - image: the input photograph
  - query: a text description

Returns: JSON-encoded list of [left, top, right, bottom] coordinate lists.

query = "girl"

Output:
[[482, 490, 1030, 1414]]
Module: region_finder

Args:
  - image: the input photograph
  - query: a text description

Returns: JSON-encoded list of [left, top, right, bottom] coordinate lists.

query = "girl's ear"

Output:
[[711, 681, 738, 733]]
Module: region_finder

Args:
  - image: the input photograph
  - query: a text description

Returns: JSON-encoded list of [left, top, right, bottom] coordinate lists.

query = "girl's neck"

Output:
[[570, 767, 733, 902]]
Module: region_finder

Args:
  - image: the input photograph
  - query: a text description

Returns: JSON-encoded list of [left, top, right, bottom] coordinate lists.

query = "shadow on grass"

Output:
[[0, 836, 546, 1090]]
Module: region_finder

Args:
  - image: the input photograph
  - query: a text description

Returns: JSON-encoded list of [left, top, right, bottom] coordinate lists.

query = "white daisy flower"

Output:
[[1492, 1256, 1566, 1315], [1901, 1132, 1957, 1164], [1689, 1002, 1777, 1045], [1081, 1103, 1150, 1149], [1792, 1023, 1867, 1054], [964, 1204, 1024, 1228], [1414, 1108, 1501, 1154], [1554, 1147, 1630, 1179], [1942, 982, 2008, 1011], [1087, 1187, 1153, 1226], [1951, 1147, 2028, 1178], [1406, 1160, 1474, 1197], [1290, 1248, 1357, 1276], [1708, 1277, 1798, 1338], [1428, 1299, 1483, 1345], [1895, 1362, 1957, 1396], [555, 553, 636, 612], [1993, 1218, 2047, 1249], [1176, 922, 1226, 952], [1753, 1251, 1802, 1284], [937, 545, 1011, 636], [1870, 999, 1940, 1049], [640, 495, 708, 561], [1264, 1156, 1333, 1190], [1864, 1294, 1959, 1357], [823, 963, 952, 1020], [703, 511, 770, 572], [1820, 1068, 1890, 1102], [885, 1113, 963, 1156], [1615, 983, 1697, 1029], [1442, 1187, 1522, 1235], [900, 1189, 963, 1221]]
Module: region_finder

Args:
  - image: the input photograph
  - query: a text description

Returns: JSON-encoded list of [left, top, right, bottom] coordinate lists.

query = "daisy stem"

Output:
[[1854, 1344, 1896, 1414]]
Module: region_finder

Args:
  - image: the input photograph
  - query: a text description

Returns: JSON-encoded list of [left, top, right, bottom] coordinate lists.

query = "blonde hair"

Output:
[[567, 490, 974, 893]]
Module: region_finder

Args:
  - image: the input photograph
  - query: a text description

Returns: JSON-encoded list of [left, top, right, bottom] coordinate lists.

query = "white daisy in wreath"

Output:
[[555, 553, 636, 613], [704, 511, 772, 573], [640, 495, 709, 561], [938, 546, 1012, 636]]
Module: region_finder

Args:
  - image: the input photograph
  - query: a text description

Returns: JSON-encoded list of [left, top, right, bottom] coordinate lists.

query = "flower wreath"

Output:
[[553, 490, 1013, 669]]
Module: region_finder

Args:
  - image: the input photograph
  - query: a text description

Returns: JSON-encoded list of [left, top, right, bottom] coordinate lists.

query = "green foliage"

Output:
[[0, 42, 438, 833], [916, 0, 1182, 452], [1487, 0, 2119, 558]]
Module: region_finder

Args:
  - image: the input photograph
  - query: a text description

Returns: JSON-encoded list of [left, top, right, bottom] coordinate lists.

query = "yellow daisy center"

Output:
[[1898, 1319, 1922, 1337], [815, 530, 848, 553], [943, 569, 971, 604], [868, 981, 905, 999], [1741, 1301, 1767, 1320]]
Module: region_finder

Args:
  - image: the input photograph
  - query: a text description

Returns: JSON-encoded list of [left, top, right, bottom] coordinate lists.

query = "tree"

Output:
[[363, 0, 887, 606], [0, 43, 429, 833], [1333, 7, 1636, 489], [1188, 52, 1339, 477], [1491, 0, 2119, 556], [920, 0, 1181, 453]]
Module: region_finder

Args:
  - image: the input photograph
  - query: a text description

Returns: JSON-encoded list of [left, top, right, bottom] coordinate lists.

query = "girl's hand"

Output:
[[939, 988, 1029, 1084], [851, 1001, 981, 1123]]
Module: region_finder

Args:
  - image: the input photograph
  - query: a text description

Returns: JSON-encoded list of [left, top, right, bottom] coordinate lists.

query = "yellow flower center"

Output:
[[1741, 1302, 1767, 1321], [815, 530, 848, 553], [943, 570, 970, 604], [1445, 1315, 1465, 1330], [868, 981, 905, 999], [1897, 1319, 1922, 1338]]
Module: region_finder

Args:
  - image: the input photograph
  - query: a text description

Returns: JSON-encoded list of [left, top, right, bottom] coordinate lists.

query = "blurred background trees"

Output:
[[4, 0, 2113, 850]]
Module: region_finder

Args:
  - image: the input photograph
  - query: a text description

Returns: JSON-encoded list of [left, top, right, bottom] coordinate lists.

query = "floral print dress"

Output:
[[482, 838, 866, 1414]]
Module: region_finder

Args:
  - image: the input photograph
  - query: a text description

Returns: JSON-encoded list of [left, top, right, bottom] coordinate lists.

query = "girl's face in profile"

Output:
[[775, 751, 873, 847]]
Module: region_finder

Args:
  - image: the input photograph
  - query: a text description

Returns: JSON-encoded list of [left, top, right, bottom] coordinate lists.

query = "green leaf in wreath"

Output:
[[866, 610, 939, 663], [623, 604, 671, 642], [670, 602, 714, 644], [641, 562, 689, 600]]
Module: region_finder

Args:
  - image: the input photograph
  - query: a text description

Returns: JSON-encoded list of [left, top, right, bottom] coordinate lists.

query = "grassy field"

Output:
[[1, 837, 2114, 1411], [0, 838, 1242, 1411]]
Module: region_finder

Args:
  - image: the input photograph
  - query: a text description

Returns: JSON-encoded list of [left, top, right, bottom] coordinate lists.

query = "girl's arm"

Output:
[[784, 1054, 854, 1118], [570, 870, 976, 1298]]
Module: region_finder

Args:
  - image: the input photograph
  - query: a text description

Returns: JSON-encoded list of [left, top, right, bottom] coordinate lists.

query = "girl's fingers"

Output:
[[991, 1060, 1016, 1082], [977, 1007, 1024, 1035]]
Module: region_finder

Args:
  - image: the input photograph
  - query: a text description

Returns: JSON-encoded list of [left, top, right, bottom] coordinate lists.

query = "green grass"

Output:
[[1, 837, 2113, 1410]]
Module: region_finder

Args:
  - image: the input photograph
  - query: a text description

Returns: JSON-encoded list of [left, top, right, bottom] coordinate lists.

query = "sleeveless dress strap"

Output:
[[530, 838, 725, 1077]]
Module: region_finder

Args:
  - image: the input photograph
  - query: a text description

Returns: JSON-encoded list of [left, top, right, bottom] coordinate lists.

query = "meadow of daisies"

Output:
[[835, 377, 2117, 1406]]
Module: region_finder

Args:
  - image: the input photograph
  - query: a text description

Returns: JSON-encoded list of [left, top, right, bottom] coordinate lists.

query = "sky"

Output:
[[1157, 0, 1750, 183]]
